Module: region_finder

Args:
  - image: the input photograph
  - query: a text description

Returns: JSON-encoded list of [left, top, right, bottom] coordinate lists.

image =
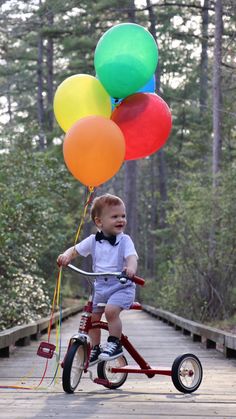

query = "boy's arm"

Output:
[[123, 255, 138, 278], [57, 246, 79, 266]]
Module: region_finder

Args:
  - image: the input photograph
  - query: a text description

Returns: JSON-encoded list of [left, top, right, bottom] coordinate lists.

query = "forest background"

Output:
[[0, 0, 235, 331]]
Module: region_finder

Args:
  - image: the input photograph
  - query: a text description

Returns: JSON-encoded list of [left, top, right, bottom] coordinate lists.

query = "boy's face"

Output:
[[95, 203, 127, 236]]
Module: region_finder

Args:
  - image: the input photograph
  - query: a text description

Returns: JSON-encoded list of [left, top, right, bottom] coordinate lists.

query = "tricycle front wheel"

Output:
[[62, 341, 86, 393], [171, 353, 203, 393]]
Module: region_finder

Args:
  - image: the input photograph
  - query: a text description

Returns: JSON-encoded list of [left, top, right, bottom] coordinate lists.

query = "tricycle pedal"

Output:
[[93, 377, 112, 388], [37, 342, 56, 359]]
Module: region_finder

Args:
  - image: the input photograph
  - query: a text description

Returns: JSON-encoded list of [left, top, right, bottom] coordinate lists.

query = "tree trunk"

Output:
[[207, 0, 224, 319], [6, 80, 12, 124], [199, 0, 209, 117], [37, 0, 45, 151], [124, 161, 138, 243], [145, 0, 168, 276], [46, 6, 54, 139], [146, 0, 167, 223], [124, 0, 138, 244], [212, 0, 223, 187]]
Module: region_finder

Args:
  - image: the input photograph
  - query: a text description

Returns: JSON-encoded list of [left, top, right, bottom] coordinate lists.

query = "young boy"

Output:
[[57, 193, 138, 365]]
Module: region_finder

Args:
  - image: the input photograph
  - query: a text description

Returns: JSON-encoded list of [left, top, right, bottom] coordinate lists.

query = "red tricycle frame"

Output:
[[38, 264, 203, 394]]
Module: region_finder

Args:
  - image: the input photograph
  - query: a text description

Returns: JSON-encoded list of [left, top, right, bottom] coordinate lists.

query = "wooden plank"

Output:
[[0, 310, 235, 418], [144, 305, 236, 358]]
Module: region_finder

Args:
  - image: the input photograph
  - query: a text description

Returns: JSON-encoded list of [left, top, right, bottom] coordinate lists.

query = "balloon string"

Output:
[[48, 269, 62, 387], [39, 187, 95, 388], [36, 187, 95, 388], [28, 268, 62, 390], [74, 186, 95, 245], [0, 188, 95, 391], [0, 269, 63, 391], [48, 187, 95, 386]]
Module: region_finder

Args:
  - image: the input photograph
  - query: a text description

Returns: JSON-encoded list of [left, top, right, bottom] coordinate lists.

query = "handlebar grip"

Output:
[[131, 275, 145, 286]]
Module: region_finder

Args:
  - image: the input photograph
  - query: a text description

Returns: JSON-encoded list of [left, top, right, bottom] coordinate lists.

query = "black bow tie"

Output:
[[95, 231, 117, 246]]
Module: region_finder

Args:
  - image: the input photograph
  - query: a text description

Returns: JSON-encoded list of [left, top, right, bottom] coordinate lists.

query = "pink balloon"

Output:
[[111, 93, 172, 160]]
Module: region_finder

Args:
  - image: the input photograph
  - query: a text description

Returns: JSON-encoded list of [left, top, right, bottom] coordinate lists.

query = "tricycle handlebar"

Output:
[[67, 264, 145, 286]]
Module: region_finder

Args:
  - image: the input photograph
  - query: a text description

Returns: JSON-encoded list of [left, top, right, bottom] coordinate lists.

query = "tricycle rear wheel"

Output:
[[171, 353, 203, 393], [97, 355, 128, 389]]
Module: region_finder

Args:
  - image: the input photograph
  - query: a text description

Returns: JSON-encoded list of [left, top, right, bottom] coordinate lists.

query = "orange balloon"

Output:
[[63, 116, 125, 187]]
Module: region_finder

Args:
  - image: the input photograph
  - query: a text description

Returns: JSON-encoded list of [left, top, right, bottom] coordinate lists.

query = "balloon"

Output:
[[63, 116, 125, 187], [111, 93, 172, 160], [138, 74, 156, 93], [94, 23, 158, 99], [111, 74, 156, 110], [54, 74, 111, 132], [111, 97, 122, 110]]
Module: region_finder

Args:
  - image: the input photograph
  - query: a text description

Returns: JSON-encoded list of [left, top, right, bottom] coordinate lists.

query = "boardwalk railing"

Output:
[[1, 303, 236, 359], [0, 304, 82, 358], [143, 304, 236, 358]]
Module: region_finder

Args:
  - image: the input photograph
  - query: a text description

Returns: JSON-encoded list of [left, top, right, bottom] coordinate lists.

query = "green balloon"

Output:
[[94, 23, 158, 99]]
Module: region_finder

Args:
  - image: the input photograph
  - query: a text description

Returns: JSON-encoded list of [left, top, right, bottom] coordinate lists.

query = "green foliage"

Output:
[[0, 272, 49, 329], [0, 145, 84, 330], [142, 168, 236, 322], [0, 0, 235, 329]]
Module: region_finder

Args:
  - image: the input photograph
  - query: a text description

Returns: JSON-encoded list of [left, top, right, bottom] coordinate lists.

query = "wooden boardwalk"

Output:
[[0, 309, 236, 419]]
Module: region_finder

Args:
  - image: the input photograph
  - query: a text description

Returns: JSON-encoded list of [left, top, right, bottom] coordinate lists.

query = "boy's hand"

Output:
[[123, 266, 135, 278], [57, 247, 77, 266], [123, 255, 138, 278], [57, 253, 70, 266]]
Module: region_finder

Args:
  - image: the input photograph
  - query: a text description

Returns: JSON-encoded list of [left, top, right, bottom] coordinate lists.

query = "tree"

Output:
[[37, 0, 46, 150], [199, 0, 209, 118], [0, 0, 235, 328], [212, 0, 223, 186], [123, 0, 138, 245]]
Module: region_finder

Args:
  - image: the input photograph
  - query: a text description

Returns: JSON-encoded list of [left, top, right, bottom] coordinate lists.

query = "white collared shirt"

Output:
[[75, 232, 138, 272]]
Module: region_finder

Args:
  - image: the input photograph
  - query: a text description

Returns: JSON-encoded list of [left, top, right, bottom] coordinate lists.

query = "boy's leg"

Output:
[[99, 305, 123, 361], [89, 312, 103, 346], [104, 304, 122, 338], [88, 311, 103, 366]]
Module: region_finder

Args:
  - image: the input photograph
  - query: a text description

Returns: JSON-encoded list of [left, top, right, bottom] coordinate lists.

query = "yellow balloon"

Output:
[[53, 74, 112, 132]]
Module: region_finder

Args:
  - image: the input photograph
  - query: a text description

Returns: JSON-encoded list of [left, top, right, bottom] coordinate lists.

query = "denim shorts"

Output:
[[92, 277, 136, 313]]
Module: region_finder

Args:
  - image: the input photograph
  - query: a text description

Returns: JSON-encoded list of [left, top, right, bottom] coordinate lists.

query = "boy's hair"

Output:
[[91, 194, 124, 222]]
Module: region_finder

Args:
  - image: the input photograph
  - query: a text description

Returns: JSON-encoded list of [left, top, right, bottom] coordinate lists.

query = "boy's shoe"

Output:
[[89, 344, 101, 366], [99, 336, 123, 361]]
